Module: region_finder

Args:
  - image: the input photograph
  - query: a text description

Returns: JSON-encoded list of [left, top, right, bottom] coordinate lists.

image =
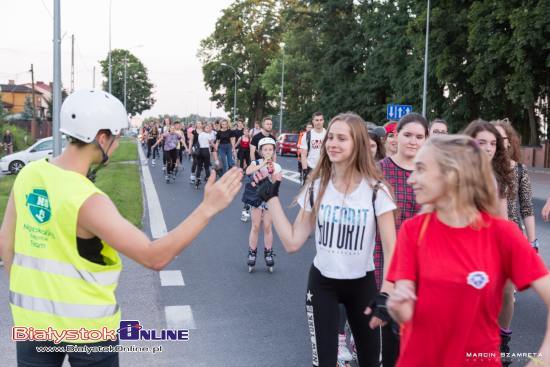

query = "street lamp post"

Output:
[[279, 42, 285, 136], [421, 0, 431, 117], [221, 63, 237, 124], [108, 0, 113, 93], [53, 0, 62, 156], [123, 57, 127, 109]]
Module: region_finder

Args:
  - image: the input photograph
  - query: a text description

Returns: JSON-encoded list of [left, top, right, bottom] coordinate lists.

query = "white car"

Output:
[[0, 136, 67, 174]]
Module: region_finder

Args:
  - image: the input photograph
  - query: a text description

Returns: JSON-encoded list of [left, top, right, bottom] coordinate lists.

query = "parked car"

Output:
[[0, 136, 67, 174], [276, 133, 299, 156]]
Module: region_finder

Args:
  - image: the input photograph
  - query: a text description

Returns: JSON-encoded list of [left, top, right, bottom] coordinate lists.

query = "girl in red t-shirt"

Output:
[[387, 134, 550, 367], [463, 120, 516, 362]]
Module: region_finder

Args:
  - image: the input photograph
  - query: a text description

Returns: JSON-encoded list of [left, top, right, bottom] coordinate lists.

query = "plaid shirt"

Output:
[[374, 157, 421, 289]]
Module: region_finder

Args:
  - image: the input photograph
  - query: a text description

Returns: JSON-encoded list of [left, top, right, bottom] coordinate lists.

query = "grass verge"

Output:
[[0, 139, 143, 228]]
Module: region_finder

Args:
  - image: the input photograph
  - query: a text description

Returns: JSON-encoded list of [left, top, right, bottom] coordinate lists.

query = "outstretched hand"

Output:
[[201, 167, 243, 217]]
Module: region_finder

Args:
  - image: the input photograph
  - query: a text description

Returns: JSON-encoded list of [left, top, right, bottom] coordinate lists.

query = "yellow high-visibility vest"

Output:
[[10, 159, 122, 343]]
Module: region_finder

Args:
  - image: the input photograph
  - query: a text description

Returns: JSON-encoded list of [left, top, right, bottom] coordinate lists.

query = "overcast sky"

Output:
[[1, 0, 234, 118]]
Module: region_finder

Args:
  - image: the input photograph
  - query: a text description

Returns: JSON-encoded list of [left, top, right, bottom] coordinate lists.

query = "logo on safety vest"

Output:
[[26, 189, 51, 224], [467, 271, 489, 290]]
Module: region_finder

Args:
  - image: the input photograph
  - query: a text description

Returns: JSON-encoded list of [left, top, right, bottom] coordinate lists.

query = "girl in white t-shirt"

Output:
[[254, 113, 397, 367]]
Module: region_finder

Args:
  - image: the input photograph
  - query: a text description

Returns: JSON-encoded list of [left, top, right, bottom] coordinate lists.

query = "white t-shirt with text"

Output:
[[299, 128, 326, 169], [297, 178, 396, 279]]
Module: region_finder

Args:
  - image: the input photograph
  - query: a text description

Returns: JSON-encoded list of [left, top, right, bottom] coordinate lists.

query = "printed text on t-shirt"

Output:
[[317, 204, 369, 252]]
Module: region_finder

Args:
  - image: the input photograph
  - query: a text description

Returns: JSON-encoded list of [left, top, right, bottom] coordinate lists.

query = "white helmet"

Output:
[[258, 137, 276, 150], [60, 89, 128, 143]]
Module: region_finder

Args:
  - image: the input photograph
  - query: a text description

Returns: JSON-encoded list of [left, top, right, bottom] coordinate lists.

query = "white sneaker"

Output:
[[338, 336, 353, 362], [152, 159, 156, 166]]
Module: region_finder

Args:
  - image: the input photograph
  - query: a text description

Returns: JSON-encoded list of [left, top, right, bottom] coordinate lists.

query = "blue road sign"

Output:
[[386, 104, 413, 120]]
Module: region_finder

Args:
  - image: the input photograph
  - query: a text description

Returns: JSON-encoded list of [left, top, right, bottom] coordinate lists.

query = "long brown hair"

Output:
[[462, 119, 513, 198], [491, 119, 522, 162], [424, 135, 499, 226], [298, 113, 388, 219]]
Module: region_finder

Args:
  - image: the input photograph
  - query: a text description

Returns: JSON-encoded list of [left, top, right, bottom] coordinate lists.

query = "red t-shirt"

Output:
[[388, 212, 548, 367]]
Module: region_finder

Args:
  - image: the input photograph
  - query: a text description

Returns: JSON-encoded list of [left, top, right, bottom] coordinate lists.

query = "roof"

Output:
[[0, 84, 34, 93]]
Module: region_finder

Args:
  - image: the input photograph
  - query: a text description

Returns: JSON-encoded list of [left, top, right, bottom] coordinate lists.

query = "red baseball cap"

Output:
[[385, 122, 397, 134]]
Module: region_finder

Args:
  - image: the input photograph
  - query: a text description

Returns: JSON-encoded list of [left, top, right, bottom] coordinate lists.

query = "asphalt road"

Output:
[[1, 150, 550, 366]]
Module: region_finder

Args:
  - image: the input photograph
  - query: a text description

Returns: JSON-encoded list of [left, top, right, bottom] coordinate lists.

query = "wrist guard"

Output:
[[256, 178, 280, 202], [369, 292, 391, 323]]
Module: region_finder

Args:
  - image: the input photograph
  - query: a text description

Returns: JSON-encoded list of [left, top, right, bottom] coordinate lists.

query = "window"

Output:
[[286, 134, 298, 143], [34, 140, 53, 152]]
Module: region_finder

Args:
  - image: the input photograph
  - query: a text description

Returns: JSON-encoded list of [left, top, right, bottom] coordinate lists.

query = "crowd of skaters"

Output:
[[138, 117, 265, 184]]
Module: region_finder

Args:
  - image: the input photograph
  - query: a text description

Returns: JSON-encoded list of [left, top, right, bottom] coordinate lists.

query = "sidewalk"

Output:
[[527, 168, 550, 201]]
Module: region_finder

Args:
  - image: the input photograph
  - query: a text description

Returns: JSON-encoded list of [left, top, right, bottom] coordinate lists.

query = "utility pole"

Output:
[[93, 66, 96, 89], [421, 0, 431, 117], [30, 64, 38, 141], [70, 34, 75, 93], [53, 0, 62, 156]]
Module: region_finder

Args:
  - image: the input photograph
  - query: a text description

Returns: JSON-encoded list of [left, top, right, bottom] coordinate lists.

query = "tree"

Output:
[[22, 96, 34, 120], [261, 0, 321, 130], [100, 49, 156, 116], [199, 0, 282, 125], [467, 0, 550, 144]]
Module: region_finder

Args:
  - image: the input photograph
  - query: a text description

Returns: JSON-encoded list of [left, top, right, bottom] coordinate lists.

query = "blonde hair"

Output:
[[424, 134, 499, 226], [298, 112, 387, 219]]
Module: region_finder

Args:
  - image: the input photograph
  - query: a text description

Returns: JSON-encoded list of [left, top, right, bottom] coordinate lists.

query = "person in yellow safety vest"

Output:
[[0, 90, 243, 367]]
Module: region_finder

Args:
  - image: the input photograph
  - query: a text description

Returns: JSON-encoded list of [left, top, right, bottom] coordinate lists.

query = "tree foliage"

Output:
[[199, 0, 282, 126], [201, 0, 550, 142], [100, 49, 156, 116]]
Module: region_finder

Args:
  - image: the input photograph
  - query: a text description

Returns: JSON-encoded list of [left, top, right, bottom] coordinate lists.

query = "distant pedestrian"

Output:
[[3, 129, 13, 155]]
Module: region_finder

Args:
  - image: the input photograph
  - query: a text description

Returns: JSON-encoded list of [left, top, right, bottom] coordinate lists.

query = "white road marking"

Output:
[[165, 305, 197, 330], [159, 270, 185, 286], [281, 169, 301, 184], [138, 145, 168, 239]]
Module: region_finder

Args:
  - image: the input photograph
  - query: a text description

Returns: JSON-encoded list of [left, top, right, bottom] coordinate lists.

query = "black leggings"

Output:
[[147, 140, 157, 159], [195, 148, 211, 181], [306, 265, 380, 367], [165, 149, 178, 174], [239, 149, 251, 169]]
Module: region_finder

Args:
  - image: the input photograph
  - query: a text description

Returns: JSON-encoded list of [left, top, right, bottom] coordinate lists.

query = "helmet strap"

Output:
[[87, 136, 116, 182]]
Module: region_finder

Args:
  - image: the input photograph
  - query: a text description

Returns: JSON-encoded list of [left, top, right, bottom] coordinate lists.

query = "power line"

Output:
[[39, 0, 53, 18]]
